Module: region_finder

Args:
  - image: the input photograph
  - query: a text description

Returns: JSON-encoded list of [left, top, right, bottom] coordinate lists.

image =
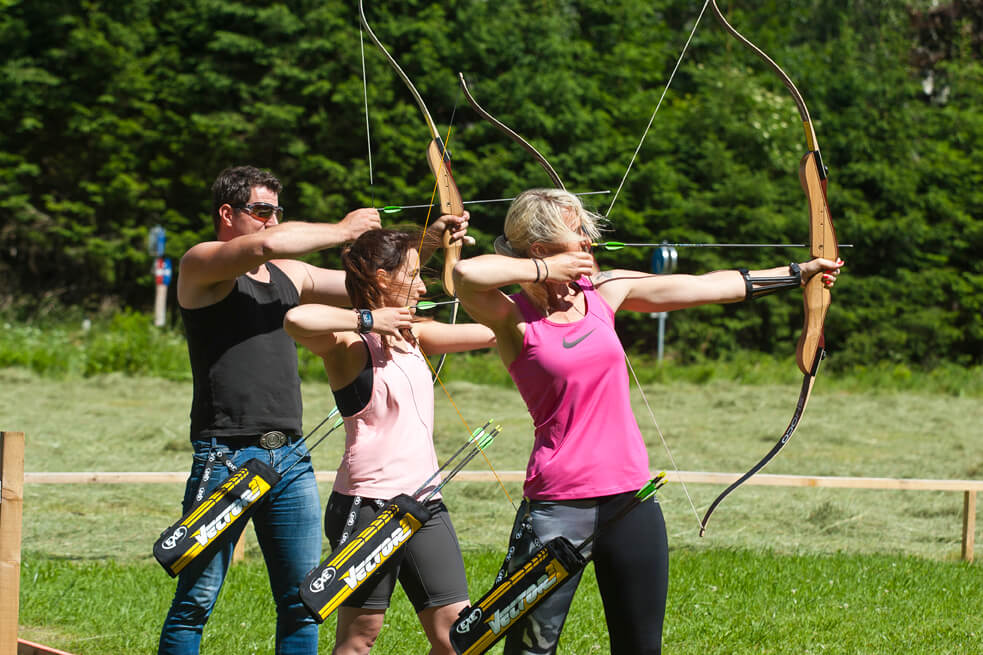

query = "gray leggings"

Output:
[[502, 492, 668, 655]]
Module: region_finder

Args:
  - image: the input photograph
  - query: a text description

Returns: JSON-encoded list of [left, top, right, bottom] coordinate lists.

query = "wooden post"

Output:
[[963, 490, 976, 563], [153, 283, 168, 327], [1, 432, 26, 655]]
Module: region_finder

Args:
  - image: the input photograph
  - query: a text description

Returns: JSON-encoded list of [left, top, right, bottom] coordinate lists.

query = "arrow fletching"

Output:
[[635, 471, 667, 501], [477, 425, 501, 451], [410, 299, 461, 311]]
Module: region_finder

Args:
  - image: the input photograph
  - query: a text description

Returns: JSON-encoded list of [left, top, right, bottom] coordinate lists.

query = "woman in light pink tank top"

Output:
[[453, 189, 843, 654], [285, 227, 495, 655]]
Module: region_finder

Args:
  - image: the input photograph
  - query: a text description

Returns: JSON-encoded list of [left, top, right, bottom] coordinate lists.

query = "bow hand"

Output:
[[799, 258, 843, 288], [424, 211, 473, 255]]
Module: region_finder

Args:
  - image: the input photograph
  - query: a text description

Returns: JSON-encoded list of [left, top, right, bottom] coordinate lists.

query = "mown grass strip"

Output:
[[17, 549, 983, 654]]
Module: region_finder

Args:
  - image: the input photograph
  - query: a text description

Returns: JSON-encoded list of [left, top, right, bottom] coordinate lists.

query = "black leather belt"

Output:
[[214, 431, 296, 450]]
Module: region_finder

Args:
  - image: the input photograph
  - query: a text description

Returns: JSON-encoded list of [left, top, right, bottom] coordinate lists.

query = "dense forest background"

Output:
[[1, 0, 981, 370]]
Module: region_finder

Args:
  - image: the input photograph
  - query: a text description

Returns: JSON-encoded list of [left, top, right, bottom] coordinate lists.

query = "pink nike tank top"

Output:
[[508, 277, 651, 500]]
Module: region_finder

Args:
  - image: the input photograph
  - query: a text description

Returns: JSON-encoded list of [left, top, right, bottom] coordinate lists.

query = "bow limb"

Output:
[[458, 73, 565, 190], [358, 0, 464, 299], [699, 372, 816, 535], [699, 1, 840, 533]]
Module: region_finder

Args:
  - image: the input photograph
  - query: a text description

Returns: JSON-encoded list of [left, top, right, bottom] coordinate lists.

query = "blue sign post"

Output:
[[149, 225, 166, 257]]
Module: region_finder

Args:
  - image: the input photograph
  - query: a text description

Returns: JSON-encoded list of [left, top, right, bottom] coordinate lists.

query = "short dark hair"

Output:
[[211, 166, 283, 232]]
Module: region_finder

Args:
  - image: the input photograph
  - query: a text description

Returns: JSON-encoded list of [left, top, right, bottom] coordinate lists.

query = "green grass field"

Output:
[[4, 366, 983, 653]]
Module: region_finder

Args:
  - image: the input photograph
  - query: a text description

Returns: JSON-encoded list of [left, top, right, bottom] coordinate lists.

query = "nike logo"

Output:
[[562, 329, 595, 349]]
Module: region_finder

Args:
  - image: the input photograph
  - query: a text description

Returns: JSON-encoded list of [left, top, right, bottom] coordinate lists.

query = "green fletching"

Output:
[[380, 206, 402, 214], [477, 427, 500, 450], [636, 481, 657, 500], [636, 471, 667, 500], [410, 299, 460, 311], [593, 241, 626, 251], [471, 420, 492, 439]]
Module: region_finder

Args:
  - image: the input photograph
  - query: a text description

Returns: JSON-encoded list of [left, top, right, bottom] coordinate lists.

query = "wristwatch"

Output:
[[356, 309, 374, 334]]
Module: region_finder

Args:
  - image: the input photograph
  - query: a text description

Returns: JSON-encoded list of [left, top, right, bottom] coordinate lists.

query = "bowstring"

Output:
[[605, 0, 712, 220], [623, 353, 701, 530], [359, 23, 375, 208], [423, 347, 518, 510], [604, 0, 715, 532]]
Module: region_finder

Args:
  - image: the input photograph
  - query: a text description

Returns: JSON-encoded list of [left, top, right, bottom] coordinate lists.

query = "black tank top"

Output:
[[181, 262, 303, 440]]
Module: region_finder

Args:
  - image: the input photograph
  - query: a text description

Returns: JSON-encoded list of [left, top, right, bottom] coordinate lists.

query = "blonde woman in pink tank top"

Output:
[[284, 226, 495, 655], [453, 189, 843, 654]]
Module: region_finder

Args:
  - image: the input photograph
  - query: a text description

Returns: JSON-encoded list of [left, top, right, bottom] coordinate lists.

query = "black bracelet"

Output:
[[540, 258, 549, 282], [355, 308, 374, 333], [531, 258, 541, 284], [738, 268, 753, 302]]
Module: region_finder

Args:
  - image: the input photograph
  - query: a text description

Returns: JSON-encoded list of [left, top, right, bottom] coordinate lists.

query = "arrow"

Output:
[[379, 190, 610, 214], [592, 241, 853, 250], [634, 471, 668, 501], [575, 472, 667, 552], [412, 420, 492, 499], [420, 425, 502, 502]]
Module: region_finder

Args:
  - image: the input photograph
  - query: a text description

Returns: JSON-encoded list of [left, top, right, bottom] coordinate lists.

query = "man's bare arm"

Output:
[[178, 209, 380, 309]]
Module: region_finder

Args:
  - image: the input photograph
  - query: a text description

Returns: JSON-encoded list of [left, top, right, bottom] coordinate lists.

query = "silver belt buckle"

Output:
[[259, 430, 287, 449]]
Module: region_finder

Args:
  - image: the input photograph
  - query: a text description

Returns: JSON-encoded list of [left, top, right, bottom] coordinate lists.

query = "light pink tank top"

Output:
[[333, 333, 440, 500], [508, 277, 651, 500]]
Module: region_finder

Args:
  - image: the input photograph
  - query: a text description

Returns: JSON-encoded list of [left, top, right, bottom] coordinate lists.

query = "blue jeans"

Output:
[[158, 439, 321, 655]]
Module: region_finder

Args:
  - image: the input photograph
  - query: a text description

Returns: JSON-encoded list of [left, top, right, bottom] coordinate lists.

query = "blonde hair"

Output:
[[495, 189, 604, 257]]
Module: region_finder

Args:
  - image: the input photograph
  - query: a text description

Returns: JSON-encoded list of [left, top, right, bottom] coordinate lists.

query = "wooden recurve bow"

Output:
[[699, 0, 840, 535]]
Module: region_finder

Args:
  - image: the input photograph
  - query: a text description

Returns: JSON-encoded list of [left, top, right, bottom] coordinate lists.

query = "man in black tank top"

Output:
[[157, 166, 384, 655]]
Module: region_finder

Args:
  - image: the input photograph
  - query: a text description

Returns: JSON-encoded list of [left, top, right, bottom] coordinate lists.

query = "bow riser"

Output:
[[360, 0, 465, 382], [425, 139, 464, 297], [796, 150, 837, 375]]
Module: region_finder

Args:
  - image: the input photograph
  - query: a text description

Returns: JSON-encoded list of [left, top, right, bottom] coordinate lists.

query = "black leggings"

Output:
[[502, 492, 669, 655]]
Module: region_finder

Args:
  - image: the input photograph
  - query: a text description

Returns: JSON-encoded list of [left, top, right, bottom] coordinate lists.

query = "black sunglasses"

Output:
[[235, 202, 284, 223]]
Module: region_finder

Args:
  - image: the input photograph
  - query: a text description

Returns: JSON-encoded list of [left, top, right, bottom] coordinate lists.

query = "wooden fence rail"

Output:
[[4, 462, 981, 653], [21, 469, 982, 562]]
